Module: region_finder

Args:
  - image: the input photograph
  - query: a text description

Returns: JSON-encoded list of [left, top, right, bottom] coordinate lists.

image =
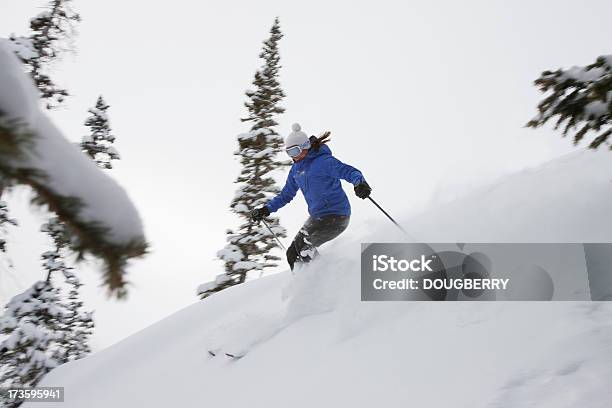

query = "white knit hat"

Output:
[[285, 123, 310, 148]]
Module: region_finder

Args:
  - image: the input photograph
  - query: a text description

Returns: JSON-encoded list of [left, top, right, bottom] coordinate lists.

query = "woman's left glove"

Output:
[[354, 181, 372, 199]]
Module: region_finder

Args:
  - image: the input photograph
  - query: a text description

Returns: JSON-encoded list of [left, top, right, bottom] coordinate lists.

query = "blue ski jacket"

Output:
[[266, 143, 365, 218]]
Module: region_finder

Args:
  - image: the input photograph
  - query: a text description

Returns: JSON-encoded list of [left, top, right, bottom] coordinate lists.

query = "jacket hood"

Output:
[[305, 143, 332, 160]]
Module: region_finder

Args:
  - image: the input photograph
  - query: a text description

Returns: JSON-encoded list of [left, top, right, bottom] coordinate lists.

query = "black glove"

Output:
[[250, 206, 271, 222], [354, 181, 372, 199]]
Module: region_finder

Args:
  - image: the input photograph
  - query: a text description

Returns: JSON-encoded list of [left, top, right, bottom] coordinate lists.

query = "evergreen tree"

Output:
[[80, 96, 120, 169], [198, 18, 289, 299], [0, 218, 94, 405], [9, 0, 80, 109], [527, 54, 612, 149], [40, 216, 94, 362], [0, 280, 67, 407], [39, 213, 93, 362], [59, 270, 94, 362]]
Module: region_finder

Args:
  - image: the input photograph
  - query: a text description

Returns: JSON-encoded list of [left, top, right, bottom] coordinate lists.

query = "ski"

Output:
[[207, 348, 244, 359]]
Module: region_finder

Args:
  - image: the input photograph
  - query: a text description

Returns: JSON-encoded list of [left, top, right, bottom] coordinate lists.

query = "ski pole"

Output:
[[367, 196, 410, 236], [261, 218, 306, 266], [261, 218, 287, 251]]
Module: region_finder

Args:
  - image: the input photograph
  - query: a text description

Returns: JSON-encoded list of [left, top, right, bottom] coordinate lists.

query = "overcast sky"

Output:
[[2, 0, 611, 349]]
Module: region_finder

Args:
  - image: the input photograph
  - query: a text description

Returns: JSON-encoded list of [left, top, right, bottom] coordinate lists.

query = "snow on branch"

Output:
[[527, 55, 612, 149], [0, 40, 147, 297]]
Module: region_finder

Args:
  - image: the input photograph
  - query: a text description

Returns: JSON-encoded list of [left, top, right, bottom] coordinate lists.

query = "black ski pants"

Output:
[[286, 214, 350, 270]]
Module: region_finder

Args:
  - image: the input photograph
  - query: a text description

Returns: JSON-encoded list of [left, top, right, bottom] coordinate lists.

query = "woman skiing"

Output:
[[251, 123, 372, 270]]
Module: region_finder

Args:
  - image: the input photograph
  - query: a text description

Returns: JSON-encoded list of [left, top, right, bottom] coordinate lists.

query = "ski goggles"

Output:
[[285, 139, 311, 158]]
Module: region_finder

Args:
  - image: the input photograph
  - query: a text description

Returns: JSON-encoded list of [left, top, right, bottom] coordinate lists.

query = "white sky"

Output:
[[1, 0, 611, 350]]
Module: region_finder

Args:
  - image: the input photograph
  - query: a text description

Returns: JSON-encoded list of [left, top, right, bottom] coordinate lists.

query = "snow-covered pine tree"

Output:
[[527, 55, 612, 149], [39, 208, 93, 362], [0, 280, 67, 405], [59, 270, 93, 362], [198, 18, 289, 299], [0, 217, 93, 403], [40, 216, 93, 363], [9, 0, 80, 109], [80, 96, 120, 169]]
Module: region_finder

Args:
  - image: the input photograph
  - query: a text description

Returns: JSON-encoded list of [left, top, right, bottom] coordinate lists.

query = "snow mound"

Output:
[[29, 149, 612, 408]]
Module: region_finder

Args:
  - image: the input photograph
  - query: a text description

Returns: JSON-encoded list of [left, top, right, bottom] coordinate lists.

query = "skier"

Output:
[[251, 123, 371, 270]]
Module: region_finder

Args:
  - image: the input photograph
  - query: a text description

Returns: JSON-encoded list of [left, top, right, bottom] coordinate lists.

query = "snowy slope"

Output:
[[28, 148, 612, 408]]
